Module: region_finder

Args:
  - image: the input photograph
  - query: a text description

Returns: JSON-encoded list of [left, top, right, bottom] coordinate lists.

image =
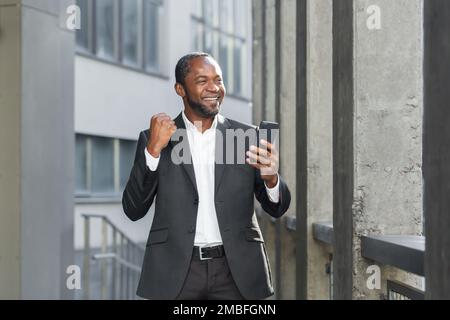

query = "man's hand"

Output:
[[146, 113, 177, 158], [246, 140, 279, 188]]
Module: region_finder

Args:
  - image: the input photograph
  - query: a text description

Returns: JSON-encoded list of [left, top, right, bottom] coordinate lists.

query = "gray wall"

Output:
[[0, 0, 75, 299]]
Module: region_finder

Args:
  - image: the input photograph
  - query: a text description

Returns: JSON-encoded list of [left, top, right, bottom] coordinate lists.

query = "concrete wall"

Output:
[[352, 0, 424, 299], [332, 0, 424, 299], [0, 0, 75, 299]]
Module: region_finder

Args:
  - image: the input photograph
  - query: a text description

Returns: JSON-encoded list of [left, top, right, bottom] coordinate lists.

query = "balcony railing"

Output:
[[82, 213, 145, 300], [311, 221, 426, 300]]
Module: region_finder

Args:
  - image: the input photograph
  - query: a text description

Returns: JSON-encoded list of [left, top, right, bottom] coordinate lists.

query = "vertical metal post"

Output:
[[120, 234, 125, 299], [125, 239, 130, 299], [112, 227, 117, 300], [83, 216, 90, 300], [101, 217, 108, 299], [130, 244, 135, 300]]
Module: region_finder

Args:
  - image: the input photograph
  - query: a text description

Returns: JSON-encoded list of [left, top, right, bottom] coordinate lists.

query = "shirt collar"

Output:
[[182, 111, 218, 133]]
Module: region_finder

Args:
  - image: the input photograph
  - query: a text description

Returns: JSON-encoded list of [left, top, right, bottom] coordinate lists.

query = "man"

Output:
[[122, 52, 291, 300]]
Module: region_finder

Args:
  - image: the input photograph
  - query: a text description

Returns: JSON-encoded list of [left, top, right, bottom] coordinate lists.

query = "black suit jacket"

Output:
[[122, 113, 291, 299]]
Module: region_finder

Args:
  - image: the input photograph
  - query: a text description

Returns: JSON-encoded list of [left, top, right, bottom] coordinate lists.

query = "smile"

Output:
[[203, 97, 220, 101]]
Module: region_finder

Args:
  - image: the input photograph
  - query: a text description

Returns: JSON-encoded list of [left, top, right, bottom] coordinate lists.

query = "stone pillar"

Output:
[[306, 0, 333, 300], [252, 0, 265, 126], [278, 0, 297, 300], [0, 0, 75, 299], [333, 0, 423, 299]]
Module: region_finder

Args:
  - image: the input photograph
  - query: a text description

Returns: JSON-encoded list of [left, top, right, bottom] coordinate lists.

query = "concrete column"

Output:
[[278, 0, 297, 300], [423, 0, 450, 300], [0, 0, 75, 299], [306, 0, 333, 300], [333, 0, 423, 299], [252, 0, 265, 127]]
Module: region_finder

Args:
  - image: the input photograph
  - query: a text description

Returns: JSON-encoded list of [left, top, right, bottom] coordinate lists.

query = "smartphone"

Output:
[[257, 121, 279, 149]]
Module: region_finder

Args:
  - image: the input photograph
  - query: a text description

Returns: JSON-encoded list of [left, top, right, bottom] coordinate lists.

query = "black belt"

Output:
[[193, 245, 225, 260]]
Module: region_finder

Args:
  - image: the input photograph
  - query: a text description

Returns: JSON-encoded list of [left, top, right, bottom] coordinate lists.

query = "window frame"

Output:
[[75, 134, 137, 200], [75, 0, 167, 78]]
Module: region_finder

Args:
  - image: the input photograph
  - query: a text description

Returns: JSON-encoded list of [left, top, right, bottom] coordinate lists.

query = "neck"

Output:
[[183, 106, 215, 133]]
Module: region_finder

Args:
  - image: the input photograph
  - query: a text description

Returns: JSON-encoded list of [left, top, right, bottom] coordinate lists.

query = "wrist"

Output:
[[147, 144, 161, 158], [264, 174, 278, 189]]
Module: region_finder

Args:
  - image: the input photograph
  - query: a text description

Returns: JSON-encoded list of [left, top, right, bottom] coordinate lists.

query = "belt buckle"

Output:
[[199, 246, 213, 261]]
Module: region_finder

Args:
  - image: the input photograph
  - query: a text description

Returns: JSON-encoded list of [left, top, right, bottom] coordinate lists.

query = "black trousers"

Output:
[[175, 252, 245, 300]]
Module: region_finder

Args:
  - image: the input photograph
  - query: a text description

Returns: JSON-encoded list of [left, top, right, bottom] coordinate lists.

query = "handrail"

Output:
[[92, 253, 142, 273], [82, 213, 145, 300], [81, 213, 145, 251]]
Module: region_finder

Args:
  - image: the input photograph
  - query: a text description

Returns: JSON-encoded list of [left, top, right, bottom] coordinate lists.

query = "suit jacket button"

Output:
[[189, 226, 195, 233], [194, 199, 199, 205]]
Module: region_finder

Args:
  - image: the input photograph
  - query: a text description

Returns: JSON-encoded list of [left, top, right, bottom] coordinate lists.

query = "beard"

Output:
[[186, 92, 221, 118]]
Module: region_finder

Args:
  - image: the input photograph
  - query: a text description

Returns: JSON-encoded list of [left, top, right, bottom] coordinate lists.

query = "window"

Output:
[[191, 0, 250, 98], [120, 140, 137, 190], [121, 0, 139, 66], [75, 0, 165, 74], [75, 134, 137, 198], [76, 0, 90, 50], [144, 0, 163, 71], [91, 136, 115, 194], [95, 0, 117, 60], [76, 135, 88, 192]]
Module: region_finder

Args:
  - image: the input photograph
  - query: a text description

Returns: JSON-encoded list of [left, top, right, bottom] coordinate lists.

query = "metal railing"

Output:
[[325, 253, 334, 300], [82, 214, 145, 300], [387, 280, 425, 300]]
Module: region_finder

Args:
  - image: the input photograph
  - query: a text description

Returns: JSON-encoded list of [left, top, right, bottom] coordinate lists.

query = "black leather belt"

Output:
[[193, 245, 225, 260]]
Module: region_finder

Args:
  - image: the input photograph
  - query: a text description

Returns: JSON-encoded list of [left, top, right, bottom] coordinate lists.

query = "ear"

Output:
[[174, 83, 186, 98]]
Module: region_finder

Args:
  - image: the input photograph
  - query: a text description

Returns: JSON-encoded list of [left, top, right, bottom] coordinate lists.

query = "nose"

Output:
[[206, 81, 220, 93]]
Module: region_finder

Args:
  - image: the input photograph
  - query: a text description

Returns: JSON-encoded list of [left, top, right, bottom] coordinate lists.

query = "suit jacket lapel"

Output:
[[170, 113, 198, 197], [215, 114, 231, 194]]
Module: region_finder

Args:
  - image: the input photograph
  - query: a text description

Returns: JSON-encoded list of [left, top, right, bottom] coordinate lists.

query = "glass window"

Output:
[[204, 27, 219, 59], [219, 34, 232, 90], [144, 0, 160, 71], [121, 0, 139, 66], [75, 135, 88, 193], [76, 0, 165, 74], [219, 0, 234, 34], [192, 0, 249, 97], [234, 0, 248, 38], [120, 140, 137, 190], [193, 0, 203, 17], [192, 20, 204, 52], [76, 0, 89, 50], [96, 0, 116, 60], [91, 137, 115, 194], [233, 39, 245, 95], [203, 0, 219, 28]]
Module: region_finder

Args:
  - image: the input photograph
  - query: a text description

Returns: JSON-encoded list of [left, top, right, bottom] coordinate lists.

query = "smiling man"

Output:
[[122, 52, 291, 300]]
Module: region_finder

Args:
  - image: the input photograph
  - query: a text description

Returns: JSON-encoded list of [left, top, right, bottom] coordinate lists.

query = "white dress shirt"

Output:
[[144, 112, 280, 247]]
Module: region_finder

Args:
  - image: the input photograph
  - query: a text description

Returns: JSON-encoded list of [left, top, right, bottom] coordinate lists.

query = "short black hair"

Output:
[[175, 52, 211, 86]]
